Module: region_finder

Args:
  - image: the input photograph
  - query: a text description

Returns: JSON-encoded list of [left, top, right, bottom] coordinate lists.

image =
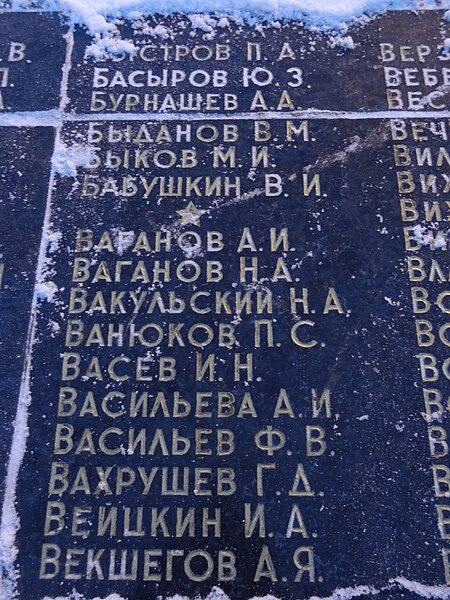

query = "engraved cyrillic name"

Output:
[[38, 113, 346, 587], [383, 37, 450, 580]]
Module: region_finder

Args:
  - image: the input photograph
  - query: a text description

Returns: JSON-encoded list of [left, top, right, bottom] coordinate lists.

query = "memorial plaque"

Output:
[[0, 14, 66, 112], [0, 127, 54, 495], [2, 8, 450, 600]]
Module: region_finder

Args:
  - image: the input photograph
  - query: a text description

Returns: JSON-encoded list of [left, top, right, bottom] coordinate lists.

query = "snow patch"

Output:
[[132, 19, 170, 38], [384, 296, 400, 307], [390, 577, 450, 599], [413, 224, 447, 250], [442, 37, 450, 57], [43, 230, 62, 255], [52, 142, 95, 177], [328, 34, 355, 50], [162, 588, 231, 600], [110, 228, 136, 255], [1, 0, 446, 60], [3, 0, 439, 31], [85, 36, 137, 60], [35, 280, 59, 303], [189, 13, 217, 33], [43, 593, 126, 600], [309, 585, 379, 600]]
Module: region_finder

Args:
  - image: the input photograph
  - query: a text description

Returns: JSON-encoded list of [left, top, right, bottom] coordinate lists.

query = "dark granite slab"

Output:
[[1, 10, 450, 600]]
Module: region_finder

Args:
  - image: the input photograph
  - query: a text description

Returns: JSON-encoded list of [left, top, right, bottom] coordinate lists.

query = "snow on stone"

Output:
[[85, 36, 137, 59], [132, 18, 170, 38], [189, 13, 217, 33], [308, 585, 379, 600], [1, 0, 447, 54], [384, 296, 400, 307], [34, 229, 62, 303], [52, 142, 95, 177], [164, 588, 231, 600], [43, 229, 62, 255], [43, 594, 126, 600], [35, 280, 59, 303], [390, 577, 450, 599], [4, 0, 440, 30], [328, 31, 355, 50], [110, 227, 136, 255], [443, 36, 450, 57], [38, 580, 450, 600], [413, 224, 448, 250]]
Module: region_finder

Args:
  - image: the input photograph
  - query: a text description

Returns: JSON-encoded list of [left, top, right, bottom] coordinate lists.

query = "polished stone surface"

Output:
[[1, 11, 450, 600]]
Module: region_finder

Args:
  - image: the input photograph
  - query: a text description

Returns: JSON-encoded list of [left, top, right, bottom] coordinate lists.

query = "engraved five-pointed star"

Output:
[[176, 201, 206, 227]]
